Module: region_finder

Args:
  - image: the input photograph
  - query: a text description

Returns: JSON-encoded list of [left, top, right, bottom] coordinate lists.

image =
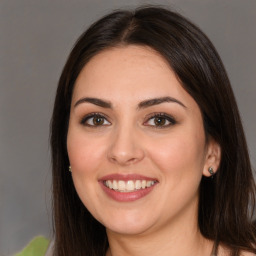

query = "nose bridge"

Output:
[[107, 119, 144, 165]]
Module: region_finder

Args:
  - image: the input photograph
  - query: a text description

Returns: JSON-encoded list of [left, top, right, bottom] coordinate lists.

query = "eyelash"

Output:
[[80, 112, 111, 127], [144, 113, 177, 128], [80, 112, 176, 128]]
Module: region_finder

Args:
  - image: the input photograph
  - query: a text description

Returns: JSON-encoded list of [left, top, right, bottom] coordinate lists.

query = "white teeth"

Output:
[[126, 180, 135, 191], [113, 180, 118, 190], [135, 180, 141, 190], [141, 180, 146, 189], [106, 180, 113, 189], [104, 179, 156, 192], [146, 181, 154, 187], [118, 180, 126, 191]]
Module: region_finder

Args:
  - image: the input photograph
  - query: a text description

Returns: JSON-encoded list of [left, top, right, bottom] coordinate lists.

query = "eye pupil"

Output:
[[93, 116, 104, 125], [154, 117, 166, 126]]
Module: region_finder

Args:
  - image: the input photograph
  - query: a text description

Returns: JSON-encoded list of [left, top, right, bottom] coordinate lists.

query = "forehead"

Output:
[[72, 45, 193, 107]]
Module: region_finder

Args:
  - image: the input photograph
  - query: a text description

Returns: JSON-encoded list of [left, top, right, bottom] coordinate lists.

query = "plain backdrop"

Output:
[[0, 0, 255, 255]]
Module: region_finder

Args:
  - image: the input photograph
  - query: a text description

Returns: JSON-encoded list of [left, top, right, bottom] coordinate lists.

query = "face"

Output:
[[67, 45, 219, 236]]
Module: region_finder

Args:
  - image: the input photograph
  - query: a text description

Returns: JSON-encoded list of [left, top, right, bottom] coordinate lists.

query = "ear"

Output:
[[202, 138, 221, 177]]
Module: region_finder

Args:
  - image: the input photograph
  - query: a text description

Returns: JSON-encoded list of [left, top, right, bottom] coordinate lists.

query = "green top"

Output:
[[15, 236, 50, 256]]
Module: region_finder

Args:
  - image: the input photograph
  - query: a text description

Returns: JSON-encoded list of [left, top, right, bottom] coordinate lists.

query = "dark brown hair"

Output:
[[50, 6, 256, 256]]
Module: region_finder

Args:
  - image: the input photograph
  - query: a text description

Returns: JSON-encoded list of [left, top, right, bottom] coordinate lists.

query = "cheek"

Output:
[[67, 129, 106, 176], [67, 130, 106, 215], [146, 131, 206, 215], [148, 131, 206, 179]]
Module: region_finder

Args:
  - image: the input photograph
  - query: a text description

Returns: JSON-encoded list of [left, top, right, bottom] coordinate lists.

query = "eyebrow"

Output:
[[137, 96, 186, 109], [74, 97, 112, 108], [74, 96, 186, 109]]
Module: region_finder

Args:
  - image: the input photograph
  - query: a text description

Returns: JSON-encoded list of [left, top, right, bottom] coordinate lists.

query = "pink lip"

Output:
[[98, 173, 158, 202]]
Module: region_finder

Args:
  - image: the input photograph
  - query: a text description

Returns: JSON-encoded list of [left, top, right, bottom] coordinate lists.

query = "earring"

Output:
[[69, 166, 72, 173], [208, 167, 214, 176]]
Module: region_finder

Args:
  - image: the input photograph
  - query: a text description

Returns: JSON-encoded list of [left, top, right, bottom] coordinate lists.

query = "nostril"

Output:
[[107, 133, 145, 165], [108, 151, 144, 166], [109, 155, 135, 164]]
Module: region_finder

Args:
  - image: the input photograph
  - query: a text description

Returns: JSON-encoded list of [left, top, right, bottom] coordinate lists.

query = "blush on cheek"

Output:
[[67, 135, 107, 176], [150, 137, 204, 177]]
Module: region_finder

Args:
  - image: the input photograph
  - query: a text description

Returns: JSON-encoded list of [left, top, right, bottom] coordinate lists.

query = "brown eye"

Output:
[[93, 116, 105, 125], [154, 117, 167, 126], [81, 114, 111, 127], [144, 113, 176, 128]]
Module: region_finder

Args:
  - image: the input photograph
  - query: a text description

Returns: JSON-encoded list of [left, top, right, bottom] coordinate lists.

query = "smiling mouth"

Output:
[[103, 180, 158, 193]]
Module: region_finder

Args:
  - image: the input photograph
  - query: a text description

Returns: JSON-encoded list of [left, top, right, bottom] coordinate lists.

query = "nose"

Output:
[[107, 125, 145, 166]]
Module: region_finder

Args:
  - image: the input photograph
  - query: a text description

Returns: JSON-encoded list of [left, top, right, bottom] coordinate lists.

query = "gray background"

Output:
[[0, 0, 255, 255]]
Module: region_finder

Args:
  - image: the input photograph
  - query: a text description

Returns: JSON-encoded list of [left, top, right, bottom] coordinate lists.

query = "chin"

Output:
[[100, 211, 156, 236], [106, 222, 153, 236]]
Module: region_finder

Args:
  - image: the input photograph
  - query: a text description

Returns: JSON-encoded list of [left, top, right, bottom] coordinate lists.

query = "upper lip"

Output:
[[99, 173, 158, 182]]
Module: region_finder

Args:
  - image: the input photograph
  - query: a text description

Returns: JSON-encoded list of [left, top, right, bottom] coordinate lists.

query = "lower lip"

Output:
[[99, 182, 157, 202]]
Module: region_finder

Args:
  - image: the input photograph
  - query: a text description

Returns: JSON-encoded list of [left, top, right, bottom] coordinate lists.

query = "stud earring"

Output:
[[208, 167, 214, 176], [69, 166, 72, 173]]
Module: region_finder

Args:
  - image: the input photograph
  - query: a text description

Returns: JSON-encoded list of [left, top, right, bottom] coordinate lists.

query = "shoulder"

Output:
[[218, 244, 256, 256], [45, 240, 54, 256], [240, 252, 256, 256]]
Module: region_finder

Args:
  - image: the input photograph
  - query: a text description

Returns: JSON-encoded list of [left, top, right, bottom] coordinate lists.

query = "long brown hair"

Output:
[[50, 6, 256, 255]]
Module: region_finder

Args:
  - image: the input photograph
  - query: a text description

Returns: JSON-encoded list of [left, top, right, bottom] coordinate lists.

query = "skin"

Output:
[[67, 45, 222, 256]]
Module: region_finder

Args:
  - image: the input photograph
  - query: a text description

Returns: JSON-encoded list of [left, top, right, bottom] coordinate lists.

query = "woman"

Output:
[[50, 6, 256, 256]]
